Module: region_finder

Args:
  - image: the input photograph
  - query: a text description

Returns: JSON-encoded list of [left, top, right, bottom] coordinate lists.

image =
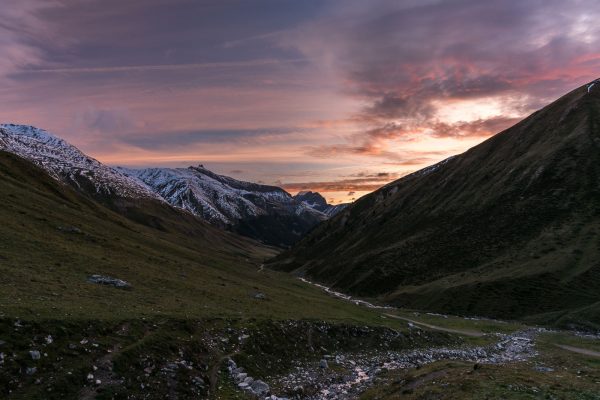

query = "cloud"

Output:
[[0, 1, 60, 80], [23, 58, 307, 75], [282, 0, 600, 161], [281, 171, 403, 193], [75, 107, 136, 133], [118, 127, 303, 150]]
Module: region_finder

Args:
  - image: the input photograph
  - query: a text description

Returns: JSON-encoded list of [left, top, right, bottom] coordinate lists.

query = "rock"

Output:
[[254, 292, 267, 300], [57, 225, 82, 234], [534, 365, 555, 372], [319, 359, 328, 369], [250, 380, 270, 396], [45, 335, 53, 344], [236, 372, 248, 382], [26, 367, 37, 375], [87, 274, 131, 289], [87, 373, 94, 381], [30, 350, 41, 360], [243, 376, 254, 385]]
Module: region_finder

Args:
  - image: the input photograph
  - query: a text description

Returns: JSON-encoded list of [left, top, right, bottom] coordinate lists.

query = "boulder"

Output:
[[87, 275, 131, 289], [250, 380, 270, 396]]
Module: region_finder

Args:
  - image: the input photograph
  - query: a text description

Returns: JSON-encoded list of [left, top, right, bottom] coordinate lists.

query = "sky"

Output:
[[1, 0, 599, 203]]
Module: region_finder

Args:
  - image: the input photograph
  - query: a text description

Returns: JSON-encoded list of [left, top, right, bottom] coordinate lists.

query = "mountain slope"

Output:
[[0, 149, 398, 323], [270, 83, 600, 327], [120, 166, 328, 247], [0, 124, 160, 200]]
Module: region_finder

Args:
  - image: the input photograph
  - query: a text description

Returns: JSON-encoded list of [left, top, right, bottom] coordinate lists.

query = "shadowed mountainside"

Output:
[[270, 83, 600, 329]]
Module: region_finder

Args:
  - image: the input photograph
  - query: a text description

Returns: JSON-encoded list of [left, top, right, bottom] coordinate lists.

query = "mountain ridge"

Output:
[[269, 82, 600, 328], [119, 166, 343, 246]]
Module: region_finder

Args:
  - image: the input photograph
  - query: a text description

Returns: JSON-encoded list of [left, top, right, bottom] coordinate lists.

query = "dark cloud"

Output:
[[281, 170, 403, 193], [77, 108, 135, 133], [120, 128, 300, 150], [429, 117, 523, 138], [281, 177, 395, 193]]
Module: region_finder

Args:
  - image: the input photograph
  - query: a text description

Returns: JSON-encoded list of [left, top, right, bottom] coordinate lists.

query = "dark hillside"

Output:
[[270, 83, 600, 327]]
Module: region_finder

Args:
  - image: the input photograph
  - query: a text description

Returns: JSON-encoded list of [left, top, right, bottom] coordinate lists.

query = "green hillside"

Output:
[[0, 150, 397, 323]]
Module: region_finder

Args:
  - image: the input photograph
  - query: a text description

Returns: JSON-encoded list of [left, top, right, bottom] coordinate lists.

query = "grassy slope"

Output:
[[0, 151, 450, 399], [270, 85, 600, 327], [0, 150, 402, 324]]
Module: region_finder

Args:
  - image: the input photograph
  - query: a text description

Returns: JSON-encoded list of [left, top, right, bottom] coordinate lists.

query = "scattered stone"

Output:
[[254, 292, 267, 300], [250, 380, 270, 396], [87, 274, 131, 289], [236, 372, 248, 382], [45, 335, 53, 344], [57, 225, 83, 234], [26, 367, 37, 375], [319, 359, 328, 369], [534, 365, 554, 372], [30, 350, 41, 360]]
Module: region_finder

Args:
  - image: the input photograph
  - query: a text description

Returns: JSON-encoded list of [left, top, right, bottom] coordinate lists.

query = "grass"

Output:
[[0, 151, 411, 326], [0, 151, 447, 399], [1, 150, 599, 399], [360, 359, 600, 399]]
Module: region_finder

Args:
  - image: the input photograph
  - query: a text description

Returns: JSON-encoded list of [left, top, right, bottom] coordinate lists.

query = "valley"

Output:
[[1, 84, 599, 399]]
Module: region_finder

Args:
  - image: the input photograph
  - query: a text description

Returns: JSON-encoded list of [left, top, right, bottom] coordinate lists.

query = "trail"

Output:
[[555, 344, 600, 358], [383, 313, 485, 337]]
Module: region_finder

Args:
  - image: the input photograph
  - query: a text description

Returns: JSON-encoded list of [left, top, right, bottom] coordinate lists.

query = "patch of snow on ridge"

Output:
[[0, 124, 161, 200], [119, 166, 327, 227]]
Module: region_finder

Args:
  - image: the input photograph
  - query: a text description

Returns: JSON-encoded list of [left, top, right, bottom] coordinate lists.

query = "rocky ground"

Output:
[[227, 327, 544, 400]]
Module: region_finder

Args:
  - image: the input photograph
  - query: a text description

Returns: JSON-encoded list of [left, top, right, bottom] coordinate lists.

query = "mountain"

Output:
[[119, 166, 329, 247], [270, 82, 600, 328], [0, 124, 160, 201], [0, 124, 333, 247], [293, 190, 348, 217]]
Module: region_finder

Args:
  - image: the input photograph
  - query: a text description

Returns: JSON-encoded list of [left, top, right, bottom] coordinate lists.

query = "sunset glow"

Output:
[[1, 0, 599, 203]]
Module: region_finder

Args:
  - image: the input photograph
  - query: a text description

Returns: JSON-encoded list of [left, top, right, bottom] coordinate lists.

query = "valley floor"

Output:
[[2, 279, 599, 399]]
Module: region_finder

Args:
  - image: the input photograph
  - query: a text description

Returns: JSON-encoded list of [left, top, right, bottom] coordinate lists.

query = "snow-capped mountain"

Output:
[[0, 124, 160, 200], [0, 123, 340, 247], [293, 191, 348, 217], [119, 166, 330, 246]]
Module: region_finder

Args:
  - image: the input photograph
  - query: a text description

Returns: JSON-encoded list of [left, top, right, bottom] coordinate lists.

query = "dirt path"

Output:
[[555, 344, 600, 358], [383, 313, 485, 337]]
